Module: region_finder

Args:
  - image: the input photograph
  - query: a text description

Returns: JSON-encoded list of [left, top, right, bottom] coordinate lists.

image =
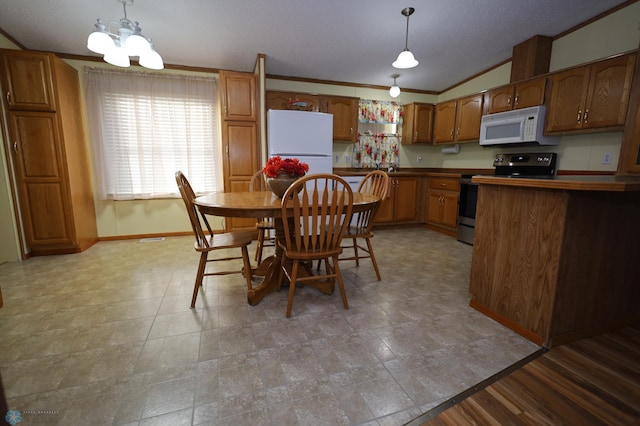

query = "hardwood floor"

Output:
[[413, 325, 640, 425]]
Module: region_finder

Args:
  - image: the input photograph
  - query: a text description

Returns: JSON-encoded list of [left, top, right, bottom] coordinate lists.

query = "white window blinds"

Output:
[[84, 67, 222, 200]]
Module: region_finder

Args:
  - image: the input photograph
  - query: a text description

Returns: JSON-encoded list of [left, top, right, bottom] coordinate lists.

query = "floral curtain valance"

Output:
[[358, 99, 403, 124], [353, 132, 400, 169]]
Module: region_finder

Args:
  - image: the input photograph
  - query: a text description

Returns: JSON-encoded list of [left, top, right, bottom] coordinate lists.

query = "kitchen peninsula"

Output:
[[469, 175, 640, 348]]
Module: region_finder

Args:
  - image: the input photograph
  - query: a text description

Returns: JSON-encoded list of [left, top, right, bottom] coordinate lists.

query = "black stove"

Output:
[[457, 152, 558, 245], [493, 152, 557, 178]]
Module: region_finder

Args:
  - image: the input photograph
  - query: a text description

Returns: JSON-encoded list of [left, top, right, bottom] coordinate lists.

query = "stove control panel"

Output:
[[493, 152, 557, 177], [493, 153, 556, 167]]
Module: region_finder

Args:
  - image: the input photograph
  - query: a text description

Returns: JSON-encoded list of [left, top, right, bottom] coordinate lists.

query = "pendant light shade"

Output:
[[139, 40, 164, 70], [392, 7, 419, 69], [389, 74, 401, 98], [87, 20, 115, 54], [393, 50, 419, 69], [87, 0, 163, 70]]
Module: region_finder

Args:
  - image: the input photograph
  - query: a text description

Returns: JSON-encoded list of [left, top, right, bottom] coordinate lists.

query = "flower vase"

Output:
[[267, 173, 299, 198]]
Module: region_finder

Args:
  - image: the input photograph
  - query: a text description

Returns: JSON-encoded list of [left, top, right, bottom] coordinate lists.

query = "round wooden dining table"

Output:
[[194, 190, 380, 305]]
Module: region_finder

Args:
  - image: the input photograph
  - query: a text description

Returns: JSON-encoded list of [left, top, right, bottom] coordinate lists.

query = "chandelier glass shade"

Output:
[[87, 0, 163, 70], [389, 75, 401, 98], [392, 7, 419, 69]]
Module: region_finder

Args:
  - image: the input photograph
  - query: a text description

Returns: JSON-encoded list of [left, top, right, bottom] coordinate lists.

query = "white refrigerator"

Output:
[[267, 109, 334, 177]]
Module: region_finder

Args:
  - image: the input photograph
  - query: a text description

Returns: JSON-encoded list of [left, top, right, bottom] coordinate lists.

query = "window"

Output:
[[84, 67, 222, 200]]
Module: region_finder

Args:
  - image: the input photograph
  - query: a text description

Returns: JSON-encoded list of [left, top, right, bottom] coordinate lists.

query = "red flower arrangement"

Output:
[[263, 156, 309, 178]]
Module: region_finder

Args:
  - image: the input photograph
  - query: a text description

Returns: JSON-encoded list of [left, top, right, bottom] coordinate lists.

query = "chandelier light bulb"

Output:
[[389, 75, 401, 98]]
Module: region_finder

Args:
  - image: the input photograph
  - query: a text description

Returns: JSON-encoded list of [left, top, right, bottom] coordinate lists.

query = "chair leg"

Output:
[[365, 237, 381, 281], [352, 238, 360, 266], [241, 246, 253, 291], [276, 250, 286, 292], [191, 251, 208, 308], [255, 229, 265, 263], [333, 255, 349, 310], [286, 260, 299, 318]]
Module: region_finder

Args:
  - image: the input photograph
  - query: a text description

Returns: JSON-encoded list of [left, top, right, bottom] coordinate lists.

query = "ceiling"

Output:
[[0, 0, 631, 93]]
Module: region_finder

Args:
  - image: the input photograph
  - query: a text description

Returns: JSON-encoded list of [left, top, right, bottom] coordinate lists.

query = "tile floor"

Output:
[[0, 227, 539, 425]]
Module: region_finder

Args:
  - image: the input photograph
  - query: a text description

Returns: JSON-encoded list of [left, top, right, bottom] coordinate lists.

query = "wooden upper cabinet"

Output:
[[486, 77, 546, 114], [546, 53, 635, 133], [0, 49, 56, 111], [323, 95, 358, 142], [434, 94, 483, 144], [402, 103, 434, 144], [455, 94, 484, 141], [485, 86, 514, 114], [584, 54, 635, 128], [266, 91, 320, 111], [219, 70, 257, 121], [433, 100, 457, 144]]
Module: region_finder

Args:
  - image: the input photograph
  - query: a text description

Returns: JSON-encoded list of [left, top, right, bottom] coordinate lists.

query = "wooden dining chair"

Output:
[[249, 169, 275, 264], [175, 171, 254, 308], [277, 173, 353, 317], [339, 170, 389, 280]]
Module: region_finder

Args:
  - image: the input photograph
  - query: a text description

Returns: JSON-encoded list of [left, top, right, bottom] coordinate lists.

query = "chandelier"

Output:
[[392, 7, 419, 69], [87, 0, 164, 70]]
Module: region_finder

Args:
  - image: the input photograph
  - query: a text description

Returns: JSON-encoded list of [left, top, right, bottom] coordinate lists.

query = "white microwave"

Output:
[[479, 105, 559, 146]]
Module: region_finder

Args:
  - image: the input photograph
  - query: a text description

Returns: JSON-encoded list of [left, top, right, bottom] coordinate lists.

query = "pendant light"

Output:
[[389, 74, 401, 98], [87, 0, 164, 70], [392, 7, 419, 69]]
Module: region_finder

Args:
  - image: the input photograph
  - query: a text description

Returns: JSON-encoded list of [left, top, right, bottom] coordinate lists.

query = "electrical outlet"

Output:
[[602, 152, 612, 164], [344, 154, 350, 163], [335, 154, 340, 163], [416, 155, 422, 162]]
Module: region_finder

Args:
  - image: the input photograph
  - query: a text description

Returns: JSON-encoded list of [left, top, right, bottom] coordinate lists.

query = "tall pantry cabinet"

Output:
[[0, 49, 97, 256]]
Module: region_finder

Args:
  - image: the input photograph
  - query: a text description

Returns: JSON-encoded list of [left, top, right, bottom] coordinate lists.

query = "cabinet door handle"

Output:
[[13, 141, 18, 152], [583, 109, 588, 123], [350, 127, 354, 135], [415, 131, 418, 139], [577, 110, 582, 123], [440, 183, 446, 186], [456, 128, 460, 136], [514, 95, 519, 107], [449, 129, 453, 137], [507, 96, 511, 106], [6, 91, 10, 104]]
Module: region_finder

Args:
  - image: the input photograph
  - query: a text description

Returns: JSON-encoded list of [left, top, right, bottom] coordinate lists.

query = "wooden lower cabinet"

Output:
[[470, 184, 640, 347], [374, 176, 417, 224], [425, 175, 460, 235]]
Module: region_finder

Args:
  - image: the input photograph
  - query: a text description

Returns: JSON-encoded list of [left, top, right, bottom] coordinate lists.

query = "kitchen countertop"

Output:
[[333, 168, 490, 178], [472, 174, 640, 192]]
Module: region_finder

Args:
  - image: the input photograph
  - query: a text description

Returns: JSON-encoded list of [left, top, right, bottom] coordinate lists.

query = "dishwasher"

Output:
[[343, 175, 365, 226]]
